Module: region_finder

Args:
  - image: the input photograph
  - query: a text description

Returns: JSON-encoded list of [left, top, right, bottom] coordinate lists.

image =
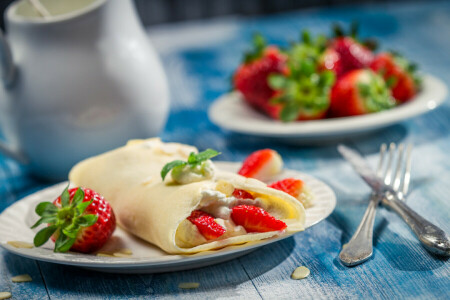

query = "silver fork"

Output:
[[339, 143, 411, 266]]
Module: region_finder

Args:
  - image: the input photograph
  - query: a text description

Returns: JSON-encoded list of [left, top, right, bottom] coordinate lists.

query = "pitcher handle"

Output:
[[0, 29, 16, 86]]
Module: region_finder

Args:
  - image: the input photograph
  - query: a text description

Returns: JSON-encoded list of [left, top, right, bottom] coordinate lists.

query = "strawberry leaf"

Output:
[[31, 216, 57, 229], [161, 160, 186, 180], [35, 202, 57, 216], [70, 188, 85, 208], [268, 74, 287, 90], [76, 200, 93, 215], [54, 233, 76, 253], [62, 225, 80, 239], [280, 102, 301, 122], [33, 225, 58, 247], [60, 185, 70, 208], [77, 214, 98, 227]]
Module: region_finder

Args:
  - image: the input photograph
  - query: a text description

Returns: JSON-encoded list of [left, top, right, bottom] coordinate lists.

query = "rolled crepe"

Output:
[[69, 138, 305, 254]]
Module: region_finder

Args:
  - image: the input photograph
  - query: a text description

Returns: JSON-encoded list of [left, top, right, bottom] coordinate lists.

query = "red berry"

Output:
[[187, 210, 226, 240], [238, 149, 283, 181], [370, 52, 417, 103], [234, 46, 288, 117], [330, 37, 374, 76], [231, 205, 287, 233], [330, 69, 395, 117], [51, 187, 116, 253], [232, 189, 255, 200], [268, 178, 304, 199]]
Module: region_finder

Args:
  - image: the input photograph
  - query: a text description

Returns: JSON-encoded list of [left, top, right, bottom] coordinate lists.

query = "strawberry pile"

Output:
[[233, 23, 421, 120]]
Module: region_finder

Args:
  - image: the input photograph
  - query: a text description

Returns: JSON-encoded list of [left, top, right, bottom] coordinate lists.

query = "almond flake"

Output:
[[117, 248, 133, 255], [113, 252, 132, 258], [0, 292, 12, 299], [178, 282, 200, 289], [11, 274, 32, 283], [291, 266, 310, 280], [96, 252, 114, 257], [7, 241, 34, 249]]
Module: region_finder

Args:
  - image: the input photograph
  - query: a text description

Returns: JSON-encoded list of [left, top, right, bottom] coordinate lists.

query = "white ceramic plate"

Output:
[[0, 162, 335, 274], [208, 74, 447, 142]]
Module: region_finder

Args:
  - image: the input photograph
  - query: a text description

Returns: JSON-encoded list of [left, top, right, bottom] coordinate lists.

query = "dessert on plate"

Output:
[[68, 138, 306, 254]]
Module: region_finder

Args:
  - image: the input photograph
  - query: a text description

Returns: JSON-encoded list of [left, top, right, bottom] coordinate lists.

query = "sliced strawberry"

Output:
[[268, 178, 304, 199], [238, 149, 283, 181], [370, 52, 419, 103], [330, 69, 395, 117], [187, 210, 226, 240], [232, 189, 255, 200], [231, 205, 287, 233]]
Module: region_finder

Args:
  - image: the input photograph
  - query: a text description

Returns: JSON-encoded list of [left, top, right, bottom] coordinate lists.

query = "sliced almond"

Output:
[[291, 266, 310, 280], [96, 252, 114, 257], [117, 248, 133, 255], [178, 282, 200, 289], [0, 292, 12, 299], [113, 252, 132, 258], [216, 180, 234, 196], [7, 241, 34, 249], [11, 274, 32, 283]]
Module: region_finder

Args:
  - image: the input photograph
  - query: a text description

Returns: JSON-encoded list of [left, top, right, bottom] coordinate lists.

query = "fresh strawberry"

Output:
[[187, 210, 226, 240], [238, 149, 283, 181], [234, 34, 288, 115], [268, 178, 304, 199], [32, 186, 116, 253], [319, 48, 344, 76], [370, 52, 420, 103], [268, 31, 335, 121], [231, 205, 287, 233], [232, 189, 255, 200], [330, 69, 395, 117], [329, 37, 374, 76]]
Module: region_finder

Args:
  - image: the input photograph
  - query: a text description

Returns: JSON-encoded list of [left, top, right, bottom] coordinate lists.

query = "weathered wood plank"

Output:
[[0, 249, 48, 299]]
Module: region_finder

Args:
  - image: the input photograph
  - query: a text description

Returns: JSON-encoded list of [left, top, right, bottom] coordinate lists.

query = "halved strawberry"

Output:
[[370, 52, 420, 103], [238, 149, 283, 181], [231, 205, 287, 233], [187, 210, 226, 240], [330, 69, 395, 117], [32, 186, 116, 253], [268, 178, 304, 199], [232, 189, 255, 200]]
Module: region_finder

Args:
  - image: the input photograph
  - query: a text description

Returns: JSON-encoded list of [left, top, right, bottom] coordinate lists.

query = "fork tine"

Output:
[[399, 144, 413, 199], [383, 143, 396, 185], [376, 144, 387, 177], [392, 143, 405, 191]]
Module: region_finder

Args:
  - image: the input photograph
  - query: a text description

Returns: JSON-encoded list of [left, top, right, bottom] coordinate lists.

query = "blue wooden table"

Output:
[[1, 1, 449, 299]]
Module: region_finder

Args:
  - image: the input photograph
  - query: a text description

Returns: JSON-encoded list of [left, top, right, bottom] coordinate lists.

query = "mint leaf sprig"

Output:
[[161, 149, 221, 181], [31, 185, 98, 253]]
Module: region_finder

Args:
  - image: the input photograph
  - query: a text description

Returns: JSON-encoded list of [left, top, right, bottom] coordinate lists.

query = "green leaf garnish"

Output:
[[160, 149, 221, 181], [161, 160, 187, 180]]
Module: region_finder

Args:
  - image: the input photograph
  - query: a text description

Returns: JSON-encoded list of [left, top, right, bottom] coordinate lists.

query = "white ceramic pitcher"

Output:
[[0, 0, 170, 181]]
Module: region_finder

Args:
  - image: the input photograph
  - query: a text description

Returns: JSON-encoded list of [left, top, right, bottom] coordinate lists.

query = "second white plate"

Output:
[[0, 162, 336, 273], [208, 74, 447, 142]]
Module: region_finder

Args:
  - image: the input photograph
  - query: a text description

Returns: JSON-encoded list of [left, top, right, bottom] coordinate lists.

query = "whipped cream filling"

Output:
[[172, 161, 215, 184]]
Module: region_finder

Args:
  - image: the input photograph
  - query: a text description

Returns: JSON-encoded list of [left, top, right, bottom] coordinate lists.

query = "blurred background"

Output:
[[0, 0, 436, 29]]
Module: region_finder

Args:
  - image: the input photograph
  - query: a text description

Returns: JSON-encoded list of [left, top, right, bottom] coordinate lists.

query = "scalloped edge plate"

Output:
[[0, 162, 335, 273]]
